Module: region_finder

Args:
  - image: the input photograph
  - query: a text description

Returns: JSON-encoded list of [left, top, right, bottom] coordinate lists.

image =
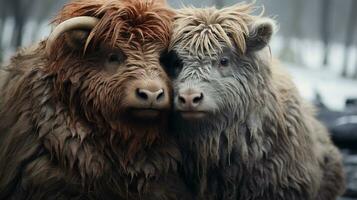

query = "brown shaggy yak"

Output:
[[0, 0, 192, 199], [165, 3, 346, 200]]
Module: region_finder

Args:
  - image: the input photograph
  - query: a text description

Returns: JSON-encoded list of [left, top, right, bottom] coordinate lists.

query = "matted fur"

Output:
[[170, 3, 255, 57], [169, 3, 345, 200], [53, 0, 173, 52], [0, 0, 192, 199]]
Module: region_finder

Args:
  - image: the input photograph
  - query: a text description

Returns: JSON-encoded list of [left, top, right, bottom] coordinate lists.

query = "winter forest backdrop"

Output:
[[0, 0, 356, 110]]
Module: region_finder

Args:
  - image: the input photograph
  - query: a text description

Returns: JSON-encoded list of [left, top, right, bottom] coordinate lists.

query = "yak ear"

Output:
[[246, 18, 277, 52], [64, 30, 90, 50], [46, 16, 98, 56]]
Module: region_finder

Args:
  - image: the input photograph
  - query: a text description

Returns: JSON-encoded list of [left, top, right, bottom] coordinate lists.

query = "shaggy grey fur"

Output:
[[167, 4, 345, 200]]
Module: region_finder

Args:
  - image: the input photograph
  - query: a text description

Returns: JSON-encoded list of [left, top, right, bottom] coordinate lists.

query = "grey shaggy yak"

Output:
[[166, 3, 345, 200]]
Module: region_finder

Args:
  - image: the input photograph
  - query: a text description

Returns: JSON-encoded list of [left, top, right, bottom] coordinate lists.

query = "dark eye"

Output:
[[108, 53, 121, 63], [220, 57, 230, 67], [107, 50, 126, 64]]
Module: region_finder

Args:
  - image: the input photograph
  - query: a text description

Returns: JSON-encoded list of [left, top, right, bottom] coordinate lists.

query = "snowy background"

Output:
[[1, 0, 356, 111], [0, 0, 356, 198], [271, 36, 357, 111]]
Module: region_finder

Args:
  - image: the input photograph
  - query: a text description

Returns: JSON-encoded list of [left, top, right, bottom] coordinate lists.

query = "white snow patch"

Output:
[[284, 63, 357, 111]]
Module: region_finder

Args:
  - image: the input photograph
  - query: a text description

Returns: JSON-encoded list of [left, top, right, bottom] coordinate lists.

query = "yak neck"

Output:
[[175, 88, 295, 172], [174, 116, 234, 171]]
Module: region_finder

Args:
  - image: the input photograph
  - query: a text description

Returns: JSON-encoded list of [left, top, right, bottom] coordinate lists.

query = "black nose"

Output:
[[178, 92, 204, 108]]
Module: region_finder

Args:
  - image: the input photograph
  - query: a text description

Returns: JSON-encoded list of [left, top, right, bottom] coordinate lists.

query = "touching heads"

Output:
[[166, 3, 277, 123]]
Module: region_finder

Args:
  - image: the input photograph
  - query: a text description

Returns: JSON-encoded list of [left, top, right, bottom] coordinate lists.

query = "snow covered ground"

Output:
[[284, 63, 357, 111], [268, 36, 357, 111]]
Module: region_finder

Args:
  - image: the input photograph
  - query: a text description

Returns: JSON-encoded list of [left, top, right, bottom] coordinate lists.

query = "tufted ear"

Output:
[[64, 30, 90, 50], [46, 16, 99, 56], [246, 17, 277, 52]]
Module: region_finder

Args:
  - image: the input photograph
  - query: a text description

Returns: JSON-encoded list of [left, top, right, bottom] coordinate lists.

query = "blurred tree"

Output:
[[29, 0, 65, 42], [321, 0, 331, 67], [279, 0, 302, 64], [4, 0, 66, 49], [215, 0, 224, 8], [0, 0, 6, 62], [341, 0, 357, 77], [9, 0, 35, 47]]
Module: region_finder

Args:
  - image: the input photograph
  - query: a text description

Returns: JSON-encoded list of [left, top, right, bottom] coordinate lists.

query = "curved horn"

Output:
[[46, 16, 99, 56]]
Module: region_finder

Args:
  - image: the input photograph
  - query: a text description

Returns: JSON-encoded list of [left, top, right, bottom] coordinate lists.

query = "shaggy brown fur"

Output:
[[168, 3, 345, 200], [0, 0, 192, 199]]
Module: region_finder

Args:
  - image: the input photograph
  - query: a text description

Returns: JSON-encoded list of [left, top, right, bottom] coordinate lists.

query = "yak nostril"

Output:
[[136, 89, 149, 100], [192, 93, 203, 104], [156, 89, 164, 101], [178, 93, 203, 107], [136, 88, 165, 103], [178, 96, 186, 104]]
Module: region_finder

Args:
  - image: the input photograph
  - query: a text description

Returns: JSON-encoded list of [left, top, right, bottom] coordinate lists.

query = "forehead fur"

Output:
[[54, 0, 174, 49], [170, 3, 255, 57]]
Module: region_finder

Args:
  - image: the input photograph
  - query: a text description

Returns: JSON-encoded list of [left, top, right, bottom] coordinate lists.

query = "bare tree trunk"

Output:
[[280, 0, 303, 64], [10, 0, 34, 48], [10, 0, 22, 47], [0, 0, 6, 62], [13, 16, 25, 48], [341, 0, 357, 77], [0, 18, 4, 44], [321, 0, 331, 67], [0, 20, 4, 62]]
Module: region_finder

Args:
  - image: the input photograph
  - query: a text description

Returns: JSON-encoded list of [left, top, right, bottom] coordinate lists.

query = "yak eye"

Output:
[[108, 53, 121, 63], [107, 51, 126, 64], [105, 51, 126, 72], [220, 57, 230, 67]]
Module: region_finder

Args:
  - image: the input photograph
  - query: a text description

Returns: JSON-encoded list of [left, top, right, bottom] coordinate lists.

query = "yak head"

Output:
[[166, 3, 277, 132], [46, 0, 174, 129]]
